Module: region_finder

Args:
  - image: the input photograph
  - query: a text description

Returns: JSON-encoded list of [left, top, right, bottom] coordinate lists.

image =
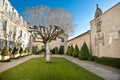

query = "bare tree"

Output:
[[23, 5, 74, 63]]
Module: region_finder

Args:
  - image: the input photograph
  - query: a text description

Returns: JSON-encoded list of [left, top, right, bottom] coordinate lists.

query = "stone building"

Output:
[[32, 33, 68, 53], [0, 0, 32, 52], [90, 3, 120, 58], [66, 31, 91, 54], [66, 2, 120, 58]]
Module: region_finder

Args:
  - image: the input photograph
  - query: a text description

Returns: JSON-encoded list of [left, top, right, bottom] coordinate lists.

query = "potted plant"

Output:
[[19, 47, 24, 57], [0, 46, 10, 61], [24, 47, 29, 56], [11, 47, 19, 59]]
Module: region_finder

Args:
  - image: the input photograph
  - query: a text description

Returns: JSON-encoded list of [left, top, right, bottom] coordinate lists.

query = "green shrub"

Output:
[[33, 46, 40, 55], [59, 46, 64, 55], [27, 48, 30, 53], [12, 47, 18, 55], [73, 44, 79, 57], [95, 57, 120, 69], [24, 47, 30, 53], [66, 45, 74, 56], [19, 47, 23, 55], [79, 42, 90, 60], [1, 46, 9, 56], [87, 56, 94, 61], [69, 45, 74, 56], [66, 46, 70, 55]]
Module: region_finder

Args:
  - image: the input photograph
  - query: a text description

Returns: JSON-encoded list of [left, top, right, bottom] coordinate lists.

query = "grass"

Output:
[[0, 57, 104, 80]]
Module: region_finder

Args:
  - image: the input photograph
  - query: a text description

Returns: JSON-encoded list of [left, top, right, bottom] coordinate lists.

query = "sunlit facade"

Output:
[[0, 0, 32, 52], [66, 2, 120, 58]]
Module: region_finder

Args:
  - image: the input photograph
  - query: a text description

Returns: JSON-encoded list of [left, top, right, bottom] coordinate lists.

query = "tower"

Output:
[[95, 4, 102, 18]]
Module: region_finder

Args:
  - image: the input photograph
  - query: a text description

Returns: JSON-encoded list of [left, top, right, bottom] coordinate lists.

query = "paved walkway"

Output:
[[0, 55, 120, 80]]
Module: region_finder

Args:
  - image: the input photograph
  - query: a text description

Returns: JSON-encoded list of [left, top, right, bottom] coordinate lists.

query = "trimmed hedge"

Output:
[[12, 47, 18, 55], [79, 42, 90, 60], [87, 56, 97, 61], [1, 46, 9, 56], [72, 44, 79, 57], [19, 47, 23, 55], [59, 46, 64, 55], [33, 46, 40, 55], [95, 57, 120, 69], [66, 46, 70, 55], [69, 45, 74, 56]]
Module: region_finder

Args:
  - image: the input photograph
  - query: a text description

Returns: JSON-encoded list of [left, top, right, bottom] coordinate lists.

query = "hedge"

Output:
[[95, 57, 120, 69], [12, 47, 18, 55], [72, 44, 79, 57], [79, 42, 90, 60], [59, 46, 64, 55], [1, 46, 9, 56]]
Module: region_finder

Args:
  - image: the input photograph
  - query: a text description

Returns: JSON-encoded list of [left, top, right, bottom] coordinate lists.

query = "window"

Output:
[[96, 21, 101, 32], [12, 8, 14, 16], [61, 38, 64, 42], [3, 20, 7, 31], [20, 30, 22, 37], [5, 3, 8, 12], [13, 28, 16, 39], [19, 30, 22, 37], [14, 12, 16, 19]]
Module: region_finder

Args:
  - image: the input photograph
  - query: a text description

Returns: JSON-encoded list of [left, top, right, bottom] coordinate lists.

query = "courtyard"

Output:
[[0, 0, 120, 80], [0, 55, 120, 80]]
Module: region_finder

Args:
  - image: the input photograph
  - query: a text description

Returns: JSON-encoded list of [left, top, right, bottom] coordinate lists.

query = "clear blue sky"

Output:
[[9, 0, 120, 39]]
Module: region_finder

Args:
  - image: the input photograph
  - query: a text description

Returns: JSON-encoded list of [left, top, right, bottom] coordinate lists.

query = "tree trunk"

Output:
[[46, 41, 51, 63]]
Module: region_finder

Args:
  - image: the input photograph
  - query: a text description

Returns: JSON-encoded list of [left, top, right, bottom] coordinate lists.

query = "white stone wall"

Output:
[[0, 0, 32, 50], [90, 3, 120, 58], [65, 31, 91, 54]]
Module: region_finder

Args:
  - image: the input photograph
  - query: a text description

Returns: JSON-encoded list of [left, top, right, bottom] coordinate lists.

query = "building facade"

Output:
[[66, 31, 91, 54], [66, 2, 120, 58], [32, 33, 68, 53], [0, 0, 32, 52], [90, 3, 120, 58]]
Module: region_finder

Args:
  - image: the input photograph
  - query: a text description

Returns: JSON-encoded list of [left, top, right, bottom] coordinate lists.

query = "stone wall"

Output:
[[65, 31, 91, 54], [90, 3, 120, 58], [0, 0, 32, 51]]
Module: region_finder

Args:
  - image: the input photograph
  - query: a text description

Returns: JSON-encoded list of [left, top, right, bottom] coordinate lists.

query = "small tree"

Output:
[[66, 46, 70, 55], [59, 46, 64, 55], [1, 46, 9, 56], [73, 44, 79, 57], [12, 47, 18, 55], [19, 47, 23, 56], [33, 46, 39, 55], [69, 45, 74, 56], [79, 42, 90, 60]]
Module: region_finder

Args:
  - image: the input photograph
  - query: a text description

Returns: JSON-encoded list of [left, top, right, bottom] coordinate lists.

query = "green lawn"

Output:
[[0, 57, 104, 80]]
